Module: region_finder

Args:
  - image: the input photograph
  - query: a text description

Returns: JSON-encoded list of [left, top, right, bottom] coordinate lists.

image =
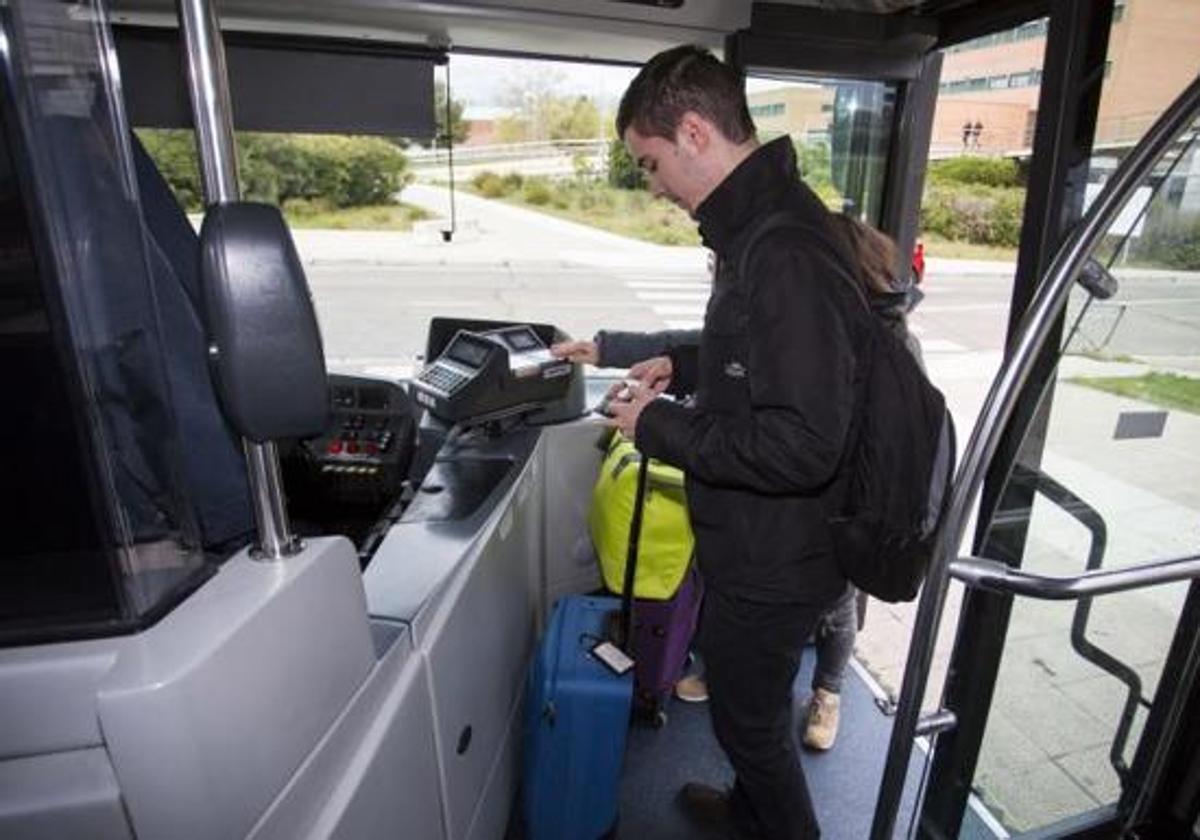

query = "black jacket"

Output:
[[635, 137, 868, 604]]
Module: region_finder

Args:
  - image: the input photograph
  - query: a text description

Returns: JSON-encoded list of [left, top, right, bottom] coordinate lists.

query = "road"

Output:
[[298, 184, 1019, 373], [292, 182, 1198, 425]]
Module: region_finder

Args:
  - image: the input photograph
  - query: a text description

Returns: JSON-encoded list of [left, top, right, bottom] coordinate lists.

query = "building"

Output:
[[746, 84, 835, 144], [932, 0, 1200, 156]]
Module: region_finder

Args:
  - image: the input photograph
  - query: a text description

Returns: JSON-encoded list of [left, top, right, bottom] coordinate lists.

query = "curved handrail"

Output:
[[870, 71, 1200, 840], [950, 554, 1200, 600]]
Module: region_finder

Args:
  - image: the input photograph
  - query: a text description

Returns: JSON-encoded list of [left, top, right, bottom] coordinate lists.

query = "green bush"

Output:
[[607, 139, 644, 190], [922, 184, 1025, 246], [522, 178, 553, 206], [928, 156, 1023, 188], [136, 129, 203, 210], [138, 130, 410, 209], [1133, 209, 1200, 269], [472, 171, 510, 198]]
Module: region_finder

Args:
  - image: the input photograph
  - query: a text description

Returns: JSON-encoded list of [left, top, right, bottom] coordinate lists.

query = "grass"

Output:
[[1068, 371, 1200, 414], [282, 203, 431, 231], [520, 192, 701, 246], [465, 176, 700, 246], [919, 232, 1016, 263]]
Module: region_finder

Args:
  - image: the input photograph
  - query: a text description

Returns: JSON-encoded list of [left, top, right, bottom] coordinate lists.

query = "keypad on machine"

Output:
[[418, 363, 468, 394]]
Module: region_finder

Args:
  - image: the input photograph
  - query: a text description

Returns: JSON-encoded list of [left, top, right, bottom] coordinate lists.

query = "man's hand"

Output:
[[626, 355, 673, 395], [550, 339, 598, 365], [605, 381, 656, 439]]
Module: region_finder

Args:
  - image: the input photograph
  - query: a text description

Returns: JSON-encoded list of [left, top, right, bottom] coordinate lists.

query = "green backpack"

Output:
[[588, 432, 694, 600]]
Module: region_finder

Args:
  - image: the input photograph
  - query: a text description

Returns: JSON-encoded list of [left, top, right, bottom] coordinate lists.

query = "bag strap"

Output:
[[736, 210, 869, 313], [617, 449, 650, 655], [736, 211, 873, 518]]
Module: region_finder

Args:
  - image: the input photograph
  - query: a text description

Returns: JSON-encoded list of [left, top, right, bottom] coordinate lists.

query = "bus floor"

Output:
[[509, 650, 1003, 839]]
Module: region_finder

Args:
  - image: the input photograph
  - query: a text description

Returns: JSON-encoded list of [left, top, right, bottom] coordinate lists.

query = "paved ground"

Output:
[[290, 184, 1199, 836]]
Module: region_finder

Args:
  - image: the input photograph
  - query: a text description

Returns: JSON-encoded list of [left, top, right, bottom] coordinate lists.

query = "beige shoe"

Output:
[[803, 688, 841, 750], [674, 674, 709, 703]]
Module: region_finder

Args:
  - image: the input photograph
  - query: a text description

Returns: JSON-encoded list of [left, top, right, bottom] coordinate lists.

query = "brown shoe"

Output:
[[803, 688, 841, 750], [677, 781, 731, 829], [675, 674, 709, 703]]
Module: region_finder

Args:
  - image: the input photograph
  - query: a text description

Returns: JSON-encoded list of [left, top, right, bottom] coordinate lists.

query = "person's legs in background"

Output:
[[803, 585, 858, 750]]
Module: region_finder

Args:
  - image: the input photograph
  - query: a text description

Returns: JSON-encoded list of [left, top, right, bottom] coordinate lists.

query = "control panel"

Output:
[[284, 374, 418, 526]]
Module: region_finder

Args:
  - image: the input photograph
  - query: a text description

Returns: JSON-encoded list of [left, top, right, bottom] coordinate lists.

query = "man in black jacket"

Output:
[[606, 46, 868, 840]]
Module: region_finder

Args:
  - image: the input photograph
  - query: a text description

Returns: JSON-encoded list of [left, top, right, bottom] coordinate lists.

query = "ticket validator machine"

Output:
[[410, 318, 584, 427]]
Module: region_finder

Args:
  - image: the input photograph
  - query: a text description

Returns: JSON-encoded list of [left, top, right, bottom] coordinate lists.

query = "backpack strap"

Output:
[[735, 210, 869, 313]]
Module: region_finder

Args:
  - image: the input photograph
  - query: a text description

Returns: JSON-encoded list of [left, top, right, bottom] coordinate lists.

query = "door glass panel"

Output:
[[746, 75, 896, 223], [968, 119, 1200, 834]]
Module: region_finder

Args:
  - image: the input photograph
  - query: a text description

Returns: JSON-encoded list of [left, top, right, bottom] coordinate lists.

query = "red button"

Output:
[[366, 442, 379, 455], [347, 441, 360, 454], [327, 440, 343, 454]]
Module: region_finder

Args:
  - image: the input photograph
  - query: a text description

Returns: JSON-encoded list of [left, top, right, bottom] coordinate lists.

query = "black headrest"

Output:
[[199, 203, 328, 442]]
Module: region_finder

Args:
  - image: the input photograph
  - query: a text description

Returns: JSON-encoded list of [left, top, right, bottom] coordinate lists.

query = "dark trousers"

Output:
[[700, 587, 826, 840]]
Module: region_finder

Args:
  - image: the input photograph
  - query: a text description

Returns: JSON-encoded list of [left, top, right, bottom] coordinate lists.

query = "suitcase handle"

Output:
[[617, 452, 650, 654]]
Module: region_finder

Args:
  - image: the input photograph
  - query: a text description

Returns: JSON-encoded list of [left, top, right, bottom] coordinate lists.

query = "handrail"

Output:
[[950, 554, 1200, 600], [869, 70, 1200, 840]]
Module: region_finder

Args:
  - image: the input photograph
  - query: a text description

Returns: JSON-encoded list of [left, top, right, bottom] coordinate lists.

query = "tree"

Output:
[[431, 80, 468, 147], [607, 139, 644, 190], [545, 96, 601, 140]]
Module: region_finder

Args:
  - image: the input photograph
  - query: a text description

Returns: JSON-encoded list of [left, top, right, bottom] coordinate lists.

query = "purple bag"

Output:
[[628, 565, 703, 723], [610, 451, 704, 725]]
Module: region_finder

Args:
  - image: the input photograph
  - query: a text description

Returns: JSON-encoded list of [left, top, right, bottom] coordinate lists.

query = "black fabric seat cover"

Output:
[[131, 133, 253, 551]]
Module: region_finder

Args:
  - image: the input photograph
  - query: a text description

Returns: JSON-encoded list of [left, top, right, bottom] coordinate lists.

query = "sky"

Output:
[[445, 53, 803, 111]]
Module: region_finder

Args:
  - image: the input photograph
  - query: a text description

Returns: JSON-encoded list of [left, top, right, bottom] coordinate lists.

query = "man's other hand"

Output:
[[550, 339, 599, 365], [627, 355, 673, 395], [606, 381, 656, 438]]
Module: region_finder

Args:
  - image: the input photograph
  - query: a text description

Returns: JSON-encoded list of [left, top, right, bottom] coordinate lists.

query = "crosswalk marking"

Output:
[[920, 338, 969, 353], [627, 281, 711, 292], [636, 291, 710, 302], [621, 272, 710, 326]]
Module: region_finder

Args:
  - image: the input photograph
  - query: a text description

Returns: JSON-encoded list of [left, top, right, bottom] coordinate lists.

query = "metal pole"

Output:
[[177, 0, 299, 560], [869, 72, 1200, 840]]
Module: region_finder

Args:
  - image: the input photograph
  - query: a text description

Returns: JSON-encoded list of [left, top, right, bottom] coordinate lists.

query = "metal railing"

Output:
[[407, 138, 609, 168], [869, 71, 1200, 839], [177, 0, 299, 560], [949, 554, 1200, 600]]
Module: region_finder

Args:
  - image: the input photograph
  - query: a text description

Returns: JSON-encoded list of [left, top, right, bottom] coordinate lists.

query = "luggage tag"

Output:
[[590, 640, 635, 677]]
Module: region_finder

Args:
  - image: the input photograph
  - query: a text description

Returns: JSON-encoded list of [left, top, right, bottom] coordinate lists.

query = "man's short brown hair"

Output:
[[616, 45, 755, 144]]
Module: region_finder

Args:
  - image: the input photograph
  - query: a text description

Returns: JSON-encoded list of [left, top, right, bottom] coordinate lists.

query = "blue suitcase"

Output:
[[522, 594, 633, 840]]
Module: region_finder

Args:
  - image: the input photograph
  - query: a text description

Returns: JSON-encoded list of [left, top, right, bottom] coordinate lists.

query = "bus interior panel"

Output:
[[1, 1, 1197, 839]]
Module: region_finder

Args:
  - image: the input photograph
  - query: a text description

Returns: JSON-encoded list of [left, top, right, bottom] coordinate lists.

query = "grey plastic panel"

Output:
[[464, 685, 526, 840], [363, 429, 540, 626], [250, 626, 445, 840], [422, 453, 541, 840], [0, 645, 116, 759], [0, 749, 131, 840], [96, 537, 375, 840], [540, 418, 610, 610], [199, 203, 328, 442]]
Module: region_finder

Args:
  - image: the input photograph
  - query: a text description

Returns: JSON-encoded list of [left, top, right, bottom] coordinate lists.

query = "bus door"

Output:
[[876, 66, 1200, 840], [727, 4, 942, 277]]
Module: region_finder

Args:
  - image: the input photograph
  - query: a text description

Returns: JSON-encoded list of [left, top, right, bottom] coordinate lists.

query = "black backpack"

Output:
[[738, 212, 956, 602]]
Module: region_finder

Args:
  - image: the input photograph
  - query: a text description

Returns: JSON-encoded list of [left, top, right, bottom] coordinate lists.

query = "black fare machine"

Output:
[[411, 318, 584, 429]]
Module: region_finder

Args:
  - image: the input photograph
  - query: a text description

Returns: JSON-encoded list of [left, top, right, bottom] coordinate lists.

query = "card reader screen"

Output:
[[446, 335, 490, 368], [503, 327, 540, 351]]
